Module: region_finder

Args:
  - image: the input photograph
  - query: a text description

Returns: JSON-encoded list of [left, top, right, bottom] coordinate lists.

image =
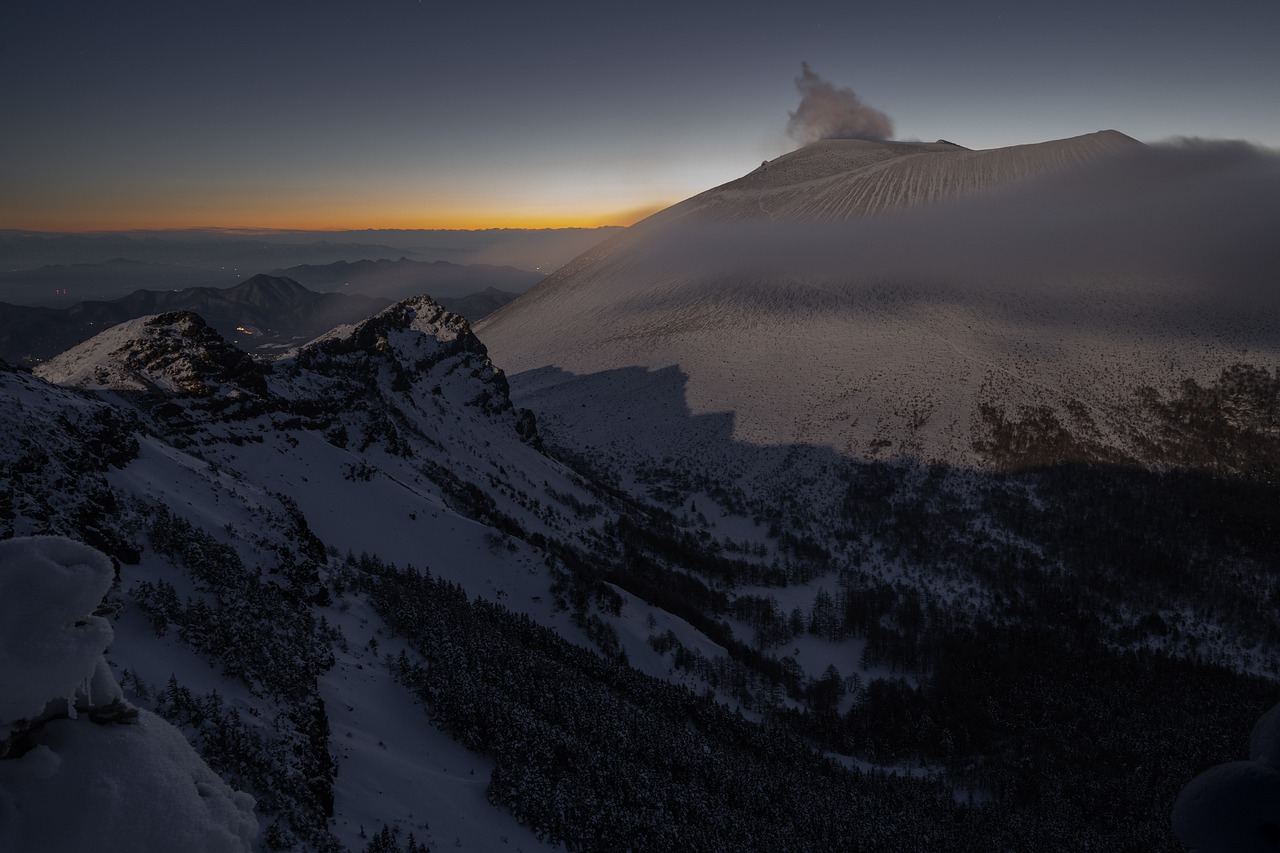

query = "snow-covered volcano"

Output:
[[633, 129, 1139, 226], [478, 132, 1280, 472]]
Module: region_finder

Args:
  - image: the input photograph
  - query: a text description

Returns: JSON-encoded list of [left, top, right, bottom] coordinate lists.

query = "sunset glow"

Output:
[[3, 0, 1277, 234], [5, 202, 670, 234]]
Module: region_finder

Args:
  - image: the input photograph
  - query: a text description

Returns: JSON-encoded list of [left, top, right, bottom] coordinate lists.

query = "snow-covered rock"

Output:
[[1172, 700, 1280, 853], [0, 710, 258, 853], [35, 311, 267, 397], [288, 293, 537, 441], [0, 537, 115, 734], [0, 536, 258, 853]]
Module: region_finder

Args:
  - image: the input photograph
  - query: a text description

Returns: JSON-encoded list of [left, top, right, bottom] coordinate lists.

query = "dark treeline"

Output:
[[348, 552, 988, 852], [132, 506, 341, 851]]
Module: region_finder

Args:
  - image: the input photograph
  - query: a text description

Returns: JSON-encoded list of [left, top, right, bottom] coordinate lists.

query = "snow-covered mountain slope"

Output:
[[35, 311, 267, 396], [468, 135, 1280, 853], [478, 134, 1280, 474], [20, 297, 902, 850], [7, 282, 1279, 850], [647, 129, 1139, 226], [7, 302, 605, 850]]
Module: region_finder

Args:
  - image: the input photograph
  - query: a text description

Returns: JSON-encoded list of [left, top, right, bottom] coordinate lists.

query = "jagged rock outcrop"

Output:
[[35, 312, 268, 398], [288, 294, 539, 448]]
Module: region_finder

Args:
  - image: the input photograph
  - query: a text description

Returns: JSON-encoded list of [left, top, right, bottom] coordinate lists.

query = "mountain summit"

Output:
[[651, 129, 1140, 226], [34, 311, 267, 398]]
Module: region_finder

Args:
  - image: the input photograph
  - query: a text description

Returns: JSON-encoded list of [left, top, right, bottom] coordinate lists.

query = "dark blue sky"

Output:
[[4, 0, 1277, 230]]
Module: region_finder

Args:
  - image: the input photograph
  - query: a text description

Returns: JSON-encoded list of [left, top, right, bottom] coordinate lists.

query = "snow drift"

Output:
[[1173, 701, 1280, 852]]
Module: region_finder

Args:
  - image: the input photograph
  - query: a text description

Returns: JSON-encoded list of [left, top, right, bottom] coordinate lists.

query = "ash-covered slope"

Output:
[[479, 132, 1280, 473]]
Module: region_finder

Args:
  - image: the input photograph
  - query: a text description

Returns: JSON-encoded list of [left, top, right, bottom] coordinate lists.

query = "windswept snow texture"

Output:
[[637, 129, 1138, 226], [0, 536, 257, 853], [479, 134, 1280, 469]]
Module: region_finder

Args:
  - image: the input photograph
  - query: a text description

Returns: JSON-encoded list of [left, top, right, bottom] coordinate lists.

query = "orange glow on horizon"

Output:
[[2, 202, 671, 234], [0, 166, 694, 233]]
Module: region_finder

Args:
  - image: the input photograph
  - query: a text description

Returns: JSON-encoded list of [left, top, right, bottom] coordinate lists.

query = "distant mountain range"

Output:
[[269, 257, 541, 301], [0, 270, 524, 364], [0, 257, 240, 304], [0, 235, 413, 288], [1, 254, 541, 307], [0, 227, 621, 289], [0, 275, 385, 363]]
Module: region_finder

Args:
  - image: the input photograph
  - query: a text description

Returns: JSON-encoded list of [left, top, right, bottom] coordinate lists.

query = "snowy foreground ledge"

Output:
[[1172, 697, 1280, 852], [0, 536, 257, 853]]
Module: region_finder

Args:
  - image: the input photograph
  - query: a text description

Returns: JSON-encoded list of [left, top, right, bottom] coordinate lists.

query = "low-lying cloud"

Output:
[[637, 140, 1280, 343], [786, 62, 894, 144]]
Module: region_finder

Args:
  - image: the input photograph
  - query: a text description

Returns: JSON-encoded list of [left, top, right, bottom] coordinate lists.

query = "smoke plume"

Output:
[[786, 62, 894, 144]]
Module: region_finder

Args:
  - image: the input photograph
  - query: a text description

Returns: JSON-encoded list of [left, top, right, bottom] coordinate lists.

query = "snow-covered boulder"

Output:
[[0, 709, 259, 853], [1172, 700, 1280, 852], [0, 536, 258, 852], [0, 536, 116, 733]]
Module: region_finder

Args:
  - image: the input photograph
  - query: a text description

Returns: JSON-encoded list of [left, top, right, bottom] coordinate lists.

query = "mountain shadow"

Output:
[[510, 360, 1280, 851]]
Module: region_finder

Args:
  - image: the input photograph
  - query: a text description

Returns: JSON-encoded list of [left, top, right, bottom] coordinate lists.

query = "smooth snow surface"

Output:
[[0, 536, 257, 853], [1251, 704, 1280, 768]]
